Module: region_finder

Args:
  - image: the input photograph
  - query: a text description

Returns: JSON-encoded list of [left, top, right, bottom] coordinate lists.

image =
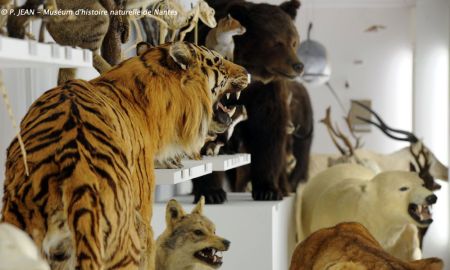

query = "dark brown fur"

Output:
[[193, 0, 312, 203]]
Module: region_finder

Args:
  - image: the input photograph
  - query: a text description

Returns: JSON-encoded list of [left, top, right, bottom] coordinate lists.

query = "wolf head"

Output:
[[156, 197, 230, 270]]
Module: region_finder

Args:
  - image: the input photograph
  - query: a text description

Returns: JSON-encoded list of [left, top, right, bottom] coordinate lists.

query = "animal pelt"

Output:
[[0, 0, 12, 35], [147, 0, 217, 44], [205, 14, 246, 61], [44, 0, 111, 84], [99, 0, 130, 65], [7, 0, 44, 39], [287, 82, 313, 187], [201, 105, 248, 156], [192, 0, 308, 204], [0, 223, 50, 270], [290, 222, 443, 270], [1, 42, 248, 270], [297, 164, 437, 261], [156, 197, 231, 270]]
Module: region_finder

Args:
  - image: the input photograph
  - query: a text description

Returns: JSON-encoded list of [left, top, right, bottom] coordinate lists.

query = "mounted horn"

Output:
[[354, 101, 419, 143]]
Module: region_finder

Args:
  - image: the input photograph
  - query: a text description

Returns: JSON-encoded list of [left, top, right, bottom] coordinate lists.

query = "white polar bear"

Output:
[[297, 163, 437, 261]]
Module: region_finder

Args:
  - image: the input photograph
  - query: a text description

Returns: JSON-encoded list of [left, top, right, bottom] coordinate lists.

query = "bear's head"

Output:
[[370, 171, 437, 228], [228, 0, 303, 84]]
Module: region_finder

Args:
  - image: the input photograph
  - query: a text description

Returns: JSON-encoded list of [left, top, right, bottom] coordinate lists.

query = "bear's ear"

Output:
[[280, 0, 301, 20], [166, 199, 186, 228], [191, 196, 205, 215], [228, 4, 250, 27], [136, 42, 152, 56], [169, 42, 193, 70]]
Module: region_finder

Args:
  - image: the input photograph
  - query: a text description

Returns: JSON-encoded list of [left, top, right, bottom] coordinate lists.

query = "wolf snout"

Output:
[[426, 194, 437, 204]]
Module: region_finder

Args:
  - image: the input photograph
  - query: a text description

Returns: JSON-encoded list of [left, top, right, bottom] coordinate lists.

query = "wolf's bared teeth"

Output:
[[247, 73, 251, 83], [226, 93, 231, 100], [236, 91, 241, 100]]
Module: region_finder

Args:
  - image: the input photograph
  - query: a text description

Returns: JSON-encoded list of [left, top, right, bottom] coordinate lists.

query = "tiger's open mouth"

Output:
[[194, 247, 224, 268], [214, 91, 242, 125], [408, 203, 433, 225]]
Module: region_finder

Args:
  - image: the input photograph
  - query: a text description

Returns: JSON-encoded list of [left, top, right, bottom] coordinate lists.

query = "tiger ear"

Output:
[[191, 196, 205, 215], [137, 42, 152, 56], [169, 42, 193, 70], [166, 199, 186, 228]]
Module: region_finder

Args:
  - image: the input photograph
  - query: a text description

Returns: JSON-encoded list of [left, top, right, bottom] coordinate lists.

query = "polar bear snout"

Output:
[[407, 192, 437, 227], [425, 194, 437, 204]]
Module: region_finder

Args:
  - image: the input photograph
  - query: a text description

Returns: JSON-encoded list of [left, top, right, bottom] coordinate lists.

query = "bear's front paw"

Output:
[[194, 189, 227, 204], [252, 189, 283, 201]]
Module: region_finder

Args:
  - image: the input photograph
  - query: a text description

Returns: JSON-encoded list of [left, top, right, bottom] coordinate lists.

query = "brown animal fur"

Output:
[[290, 222, 443, 270], [205, 14, 246, 61], [1, 42, 248, 270], [156, 197, 230, 270], [44, 0, 111, 83]]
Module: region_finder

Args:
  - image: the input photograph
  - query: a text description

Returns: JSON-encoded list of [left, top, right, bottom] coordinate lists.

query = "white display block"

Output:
[[203, 153, 251, 171], [152, 193, 296, 270], [155, 160, 213, 185], [0, 36, 92, 68]]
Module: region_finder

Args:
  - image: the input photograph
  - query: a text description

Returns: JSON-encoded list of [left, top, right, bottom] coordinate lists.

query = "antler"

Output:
[[409, 143, 440, 190], [344, 113, 363, 149], [354, 101, 419, 143], [320, 107, 358, 156]]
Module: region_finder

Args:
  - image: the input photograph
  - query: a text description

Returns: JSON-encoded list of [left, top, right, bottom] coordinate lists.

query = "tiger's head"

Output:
[[132, 42, 249, 156], [137, 42, 250, 133]]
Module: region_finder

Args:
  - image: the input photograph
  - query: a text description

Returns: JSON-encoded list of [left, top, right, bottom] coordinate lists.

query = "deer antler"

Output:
[[320, 107, 357, 156], [344, 112, 363, 150], [409, 143, 440, 190], [354, 101, 418, 143]]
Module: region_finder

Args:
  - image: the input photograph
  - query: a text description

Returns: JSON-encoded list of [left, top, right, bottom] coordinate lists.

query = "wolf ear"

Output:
[[191, 196, 205, 215], [169, 42, 193, 70], [137, 42, 152, 56], [280, 0, 301, 20], [166, 199, 186, 228]]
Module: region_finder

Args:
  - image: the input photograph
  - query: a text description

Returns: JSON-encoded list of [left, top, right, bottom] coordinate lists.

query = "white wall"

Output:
[[413, 0, 449, 265], [298, 6, 415, 155], [414, 0, 449, 165]]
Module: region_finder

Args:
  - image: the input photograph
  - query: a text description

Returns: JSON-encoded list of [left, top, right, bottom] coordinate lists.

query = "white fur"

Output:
[[299, 164, 434, 261], [0, 223, 50, 270]]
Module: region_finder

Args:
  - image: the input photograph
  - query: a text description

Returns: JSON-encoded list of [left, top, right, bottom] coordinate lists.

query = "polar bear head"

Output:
[[370, 171, 437, 228]]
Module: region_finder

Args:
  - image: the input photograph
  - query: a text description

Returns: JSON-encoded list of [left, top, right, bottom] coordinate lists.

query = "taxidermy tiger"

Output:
[[1, 41, 249, 270]]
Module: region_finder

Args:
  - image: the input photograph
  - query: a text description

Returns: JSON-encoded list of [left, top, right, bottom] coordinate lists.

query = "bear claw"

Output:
[[194, 189, 227, 204], [252, 190, 283, 201]]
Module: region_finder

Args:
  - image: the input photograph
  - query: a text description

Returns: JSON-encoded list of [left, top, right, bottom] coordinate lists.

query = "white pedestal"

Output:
[[0, 36, 92, 68], [152, 193, 296, 270]]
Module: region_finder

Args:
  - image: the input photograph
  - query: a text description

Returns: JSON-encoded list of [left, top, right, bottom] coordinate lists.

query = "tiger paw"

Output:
[[154, 158, 183, 169]]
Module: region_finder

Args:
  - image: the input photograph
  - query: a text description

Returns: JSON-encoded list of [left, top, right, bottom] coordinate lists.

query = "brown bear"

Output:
[[192, 0, 313, 203]]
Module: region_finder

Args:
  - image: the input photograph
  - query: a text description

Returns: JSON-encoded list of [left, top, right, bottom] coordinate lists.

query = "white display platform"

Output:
[[0, 36, 92, 68], [155, 160, 213, 185], [152, 193, 296, 270], [204, 153, 251, 171], [155, 154, 251, 185]]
